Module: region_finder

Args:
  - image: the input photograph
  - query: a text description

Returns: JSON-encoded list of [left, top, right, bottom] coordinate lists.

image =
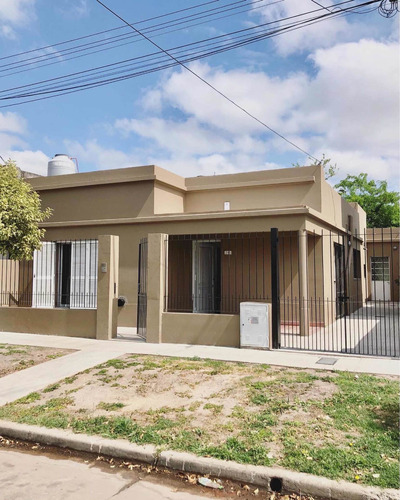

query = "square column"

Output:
[[146, 233, 168, 343], [299, 230, 310, 336], [96, 235, 119, 340]]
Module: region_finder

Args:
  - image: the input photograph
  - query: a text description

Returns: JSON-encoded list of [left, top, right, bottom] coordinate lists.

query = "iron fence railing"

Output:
[[164, 227, 399, 357], [0, 239, 98, 309]]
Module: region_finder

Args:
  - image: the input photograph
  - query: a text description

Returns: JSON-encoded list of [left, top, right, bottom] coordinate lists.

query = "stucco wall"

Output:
[[185, 166, 322, 214], [41, 214, 307, 327], [366, 241, 400, 302], [154, 184, 184, 214], [0, 307, 96, 338], [162, 312, 240, 347], [38, 181, 154, 223]]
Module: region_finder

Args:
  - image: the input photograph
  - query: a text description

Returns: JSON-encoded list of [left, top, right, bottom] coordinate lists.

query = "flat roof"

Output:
[[29, 163, 321, 192]]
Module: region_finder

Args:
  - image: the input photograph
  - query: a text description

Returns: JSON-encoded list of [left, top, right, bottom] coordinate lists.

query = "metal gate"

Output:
[[271, 228, 399, 358], [137, 237, 148, 340]]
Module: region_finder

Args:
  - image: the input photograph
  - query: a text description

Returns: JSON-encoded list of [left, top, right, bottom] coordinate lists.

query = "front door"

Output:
[[193, 241, 221, 313], [371, 256, 390, 301], [56, 243, 72, 308], [334, 243, 346, 318]]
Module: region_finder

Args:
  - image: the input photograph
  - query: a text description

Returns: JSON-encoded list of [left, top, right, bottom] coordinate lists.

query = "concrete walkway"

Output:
[[0, 329, 398, 407]]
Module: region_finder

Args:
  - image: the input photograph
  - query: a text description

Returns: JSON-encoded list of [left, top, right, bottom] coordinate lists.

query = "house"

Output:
[[366, 227, 399, 303], [5, 161, 368, 349]]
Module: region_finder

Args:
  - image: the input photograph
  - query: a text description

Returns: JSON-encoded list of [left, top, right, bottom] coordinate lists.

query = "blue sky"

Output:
[[0, 0, 398, 188]]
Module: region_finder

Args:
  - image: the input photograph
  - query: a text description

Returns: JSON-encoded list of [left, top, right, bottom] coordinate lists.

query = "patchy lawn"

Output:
[[0, 344, 74, 377], [0, 355, 398, 490]]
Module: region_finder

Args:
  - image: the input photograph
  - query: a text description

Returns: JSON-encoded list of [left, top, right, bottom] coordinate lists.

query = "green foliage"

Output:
[[293, 154, 338, 180], [0, 160, 52, 260], [43, 383, 60, 393], [97, 401, 125, 411], [335, 173, 400, 228], [0, 359, 398, 489]]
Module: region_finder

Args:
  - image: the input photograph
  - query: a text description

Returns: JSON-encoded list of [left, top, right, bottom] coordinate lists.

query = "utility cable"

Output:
[[0, 0, 251, 72], [0, 0, 379, 107], [0, 0, 222, 62], [95, 0, 319, 161], [0, 1, 377, 100], [0, 0, 276, 80], [0, 0, 369, 81]]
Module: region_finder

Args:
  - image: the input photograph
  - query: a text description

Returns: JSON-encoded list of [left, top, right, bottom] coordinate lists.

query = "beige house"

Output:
[[366, 227, 400, 303], [3, 162, 365, 347]]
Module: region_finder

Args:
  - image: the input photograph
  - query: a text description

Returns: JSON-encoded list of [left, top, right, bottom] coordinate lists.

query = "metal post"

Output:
[[271, 228, 280, 349]]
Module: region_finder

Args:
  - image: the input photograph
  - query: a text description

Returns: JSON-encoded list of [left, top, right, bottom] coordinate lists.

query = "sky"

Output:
[[0, 0, 398, 188]]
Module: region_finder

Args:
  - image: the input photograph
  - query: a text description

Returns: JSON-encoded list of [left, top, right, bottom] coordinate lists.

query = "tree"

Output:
[[335, 173, 400, 228], [293, 154, 338, 180], [0, 160, 52, 260]]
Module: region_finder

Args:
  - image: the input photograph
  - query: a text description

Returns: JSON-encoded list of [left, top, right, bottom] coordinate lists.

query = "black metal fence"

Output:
[[0, 239, 98, 309], [166, 232, 272, 315], [164, 228, 399, 358], [278, 228, 399, 357]]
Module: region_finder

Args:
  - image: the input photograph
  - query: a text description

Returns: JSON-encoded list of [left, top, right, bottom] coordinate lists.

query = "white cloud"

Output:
[[0, 111, 27, 134], [0, 0, 36, 38], [250, 0, 371, 55], [0, 111, 48, 175], [115, 117, 233, 155], [4, 150, 50, 176], [159, 62, 309, 136], [112, 37, 398, 183], [63, 139, 140, 170], [59, 0, 89, 19], [0, 0, 35, 23], [0, 25, 16, 39], [301, 40, 399, 157], [0, 132, 26, 151], [323, 149, 400, 191]]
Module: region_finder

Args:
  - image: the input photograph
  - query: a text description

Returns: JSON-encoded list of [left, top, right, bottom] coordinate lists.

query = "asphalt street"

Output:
[[0, 448, 214, 500]]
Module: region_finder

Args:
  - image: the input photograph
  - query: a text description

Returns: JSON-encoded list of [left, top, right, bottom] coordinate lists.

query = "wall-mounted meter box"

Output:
[[240, 302, 270, 349]]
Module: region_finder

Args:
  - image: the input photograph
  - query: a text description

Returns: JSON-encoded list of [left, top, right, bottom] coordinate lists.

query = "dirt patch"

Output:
[[1, 354, 398, 490], [9, 356, 346, 452], [0, 344, 74, 377]]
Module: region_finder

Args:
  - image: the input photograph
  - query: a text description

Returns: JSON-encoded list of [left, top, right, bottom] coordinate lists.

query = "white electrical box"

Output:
[[240, 302, 269, 349]]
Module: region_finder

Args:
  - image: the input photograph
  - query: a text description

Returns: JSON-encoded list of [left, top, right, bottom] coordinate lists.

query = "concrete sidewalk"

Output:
[[0, 330, 398, 378], [0, 347, 125, 406], [0, 329, 398, 406]]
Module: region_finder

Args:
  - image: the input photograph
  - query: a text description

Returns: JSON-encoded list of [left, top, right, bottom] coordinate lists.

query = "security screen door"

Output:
[[32, 242, 56, 308], [371, 256, 390, 301], [192, 241, 221, 313]]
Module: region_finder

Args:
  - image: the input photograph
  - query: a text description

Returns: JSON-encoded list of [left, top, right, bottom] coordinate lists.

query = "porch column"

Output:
[[146, 233, 168, 343], [299, 230, 309, 336], [96, 235, 119, 340]]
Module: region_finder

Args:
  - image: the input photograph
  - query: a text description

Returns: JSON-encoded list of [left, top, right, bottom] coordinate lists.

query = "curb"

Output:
[[0, 421, 398, 500]]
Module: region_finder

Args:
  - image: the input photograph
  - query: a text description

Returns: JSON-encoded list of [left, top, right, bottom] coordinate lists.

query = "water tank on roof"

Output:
[[47, 154, 77, 176]]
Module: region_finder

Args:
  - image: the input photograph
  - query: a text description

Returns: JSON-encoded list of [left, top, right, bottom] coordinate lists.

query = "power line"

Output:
[[0, 0, 250, 72], [0, 0, 368, 98], [95, 0, 320, 162], [0, 0, 371, 84], [0, 0, 221, 62], [0, 0, 370, 78], [0, 0, 277, 79], [0, 8, 364, 109], [0, 0, 378, 105], [0, 5, 348, 98]]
